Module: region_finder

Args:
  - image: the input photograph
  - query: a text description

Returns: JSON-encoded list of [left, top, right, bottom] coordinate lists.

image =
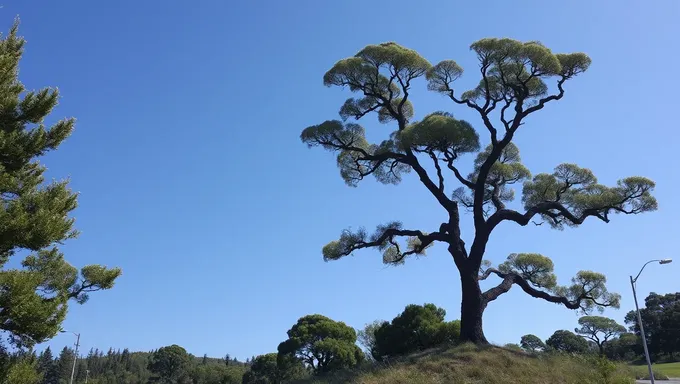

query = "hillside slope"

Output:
[[296, 344, 635, 384]]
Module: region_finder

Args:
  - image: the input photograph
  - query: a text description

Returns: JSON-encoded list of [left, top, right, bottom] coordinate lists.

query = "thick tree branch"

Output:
[[443, 151, 475, 189], [480, 268, 611, 309], [428, 151, 445, 192], [521, 77, 567, 117]]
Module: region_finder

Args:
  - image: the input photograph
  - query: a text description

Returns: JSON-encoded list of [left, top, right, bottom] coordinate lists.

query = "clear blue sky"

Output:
[[4, 1, 678, 359]]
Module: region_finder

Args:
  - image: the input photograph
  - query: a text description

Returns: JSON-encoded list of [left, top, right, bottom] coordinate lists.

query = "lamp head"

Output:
[[659, 259, 673, 265]]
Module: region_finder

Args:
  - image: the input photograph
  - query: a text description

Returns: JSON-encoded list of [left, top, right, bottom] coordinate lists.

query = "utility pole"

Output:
[[69, 332, 80, 384]]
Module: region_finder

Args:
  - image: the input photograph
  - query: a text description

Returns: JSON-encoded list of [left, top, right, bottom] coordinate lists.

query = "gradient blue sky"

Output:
[[3, 1, 678, 359]]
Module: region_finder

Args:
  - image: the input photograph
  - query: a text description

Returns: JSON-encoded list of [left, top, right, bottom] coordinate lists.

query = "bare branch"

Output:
[[443, 151, 475, 189], [428, 151, 445, 192]]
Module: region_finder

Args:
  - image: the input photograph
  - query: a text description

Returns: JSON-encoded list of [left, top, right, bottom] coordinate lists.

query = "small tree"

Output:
[[302, 39, 656, 343], [0, 20, 121, 348], [575, 316, 626, 355], [277, 314, 363, 374], [546, 330, 589, 354], [148, 345, 191, 383], [356, 320, 383, 359], [520, 334, 546, 353], [4, 360, 41, 384], [372, 303, 460, 360]]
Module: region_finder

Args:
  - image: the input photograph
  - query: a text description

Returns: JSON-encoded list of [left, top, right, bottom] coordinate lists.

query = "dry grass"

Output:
[[295, 343, 635, 384]]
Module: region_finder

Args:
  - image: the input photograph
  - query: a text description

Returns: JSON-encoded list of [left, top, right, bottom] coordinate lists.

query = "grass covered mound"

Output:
[[295, 343, 635, 384]]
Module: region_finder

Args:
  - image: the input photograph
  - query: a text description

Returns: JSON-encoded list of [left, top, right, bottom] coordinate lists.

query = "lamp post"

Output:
[[630, 258, 672, 384], [60, 330, 80, 384]]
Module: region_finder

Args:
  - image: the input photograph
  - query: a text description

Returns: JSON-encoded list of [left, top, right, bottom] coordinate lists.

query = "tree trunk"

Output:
[[459, 268, 488, 344]]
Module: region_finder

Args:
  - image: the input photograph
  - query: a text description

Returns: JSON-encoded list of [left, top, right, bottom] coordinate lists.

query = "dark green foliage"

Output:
[[574, 316, 626, 355], [148, 345, 192, 383], [372, 304, 460, 360], [277, 314, 363, 374], [303, 37, 654, 344], [604, 333, 640, 361], [55, 347, 74, 384], [36, 347, 57, 384], [0, 20, 121, 348], [241, 353, 307, 384], [546, 330, 590, 354], [520, 334, 546, 352], [625, 292, 680, 358]]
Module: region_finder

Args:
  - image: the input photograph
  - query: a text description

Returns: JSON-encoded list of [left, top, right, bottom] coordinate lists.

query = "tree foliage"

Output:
[[372, 304, 460, 360], [356, 320, 383, 359], [3, 359, 41, 384], [0, 20, 121, 348], [546, 330, 589, 354], [520, 334, 546, 352], [625, 292, 680, 358], [277, 314, 363, 374], [241, 353, 307, 384], [302, 37, 654, 343], [148, 345, 192, 383], [574, 316, 625, 355]]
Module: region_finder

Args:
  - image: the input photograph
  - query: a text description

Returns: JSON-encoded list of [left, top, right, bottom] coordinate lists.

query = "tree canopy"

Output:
[[277, 314, 363, 374], [625, 292, 680, 359], [546, 330, 589, 354], [0, 20, 121, 348], [520, 334, 546, 352], [241, 353, 306, 384], [574, 316, 625, 355], [148, 345, 192, 383], [302, 38, 655, 343], [371, 303, 460, 360]]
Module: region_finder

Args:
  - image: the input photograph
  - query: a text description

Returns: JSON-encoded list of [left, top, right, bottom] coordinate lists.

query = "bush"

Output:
[[371, 304, 460, 360]]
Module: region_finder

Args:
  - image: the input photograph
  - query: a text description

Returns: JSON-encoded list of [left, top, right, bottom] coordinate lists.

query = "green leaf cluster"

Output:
[[546, 330, 590, 354], [277, 314, 363, 374], [372, 304, 460, 360], [520, 334, 546, 352], [523, 164, 657, 228], [397, 112, 479, 154]]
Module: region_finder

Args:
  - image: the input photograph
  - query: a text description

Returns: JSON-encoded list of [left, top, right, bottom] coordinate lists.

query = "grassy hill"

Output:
[[296, 344, 635, 384]]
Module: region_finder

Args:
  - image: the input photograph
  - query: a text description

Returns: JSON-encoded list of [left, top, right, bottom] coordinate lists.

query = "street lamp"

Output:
[[630, 258, 672, 384], [60, 330, 80, 384]]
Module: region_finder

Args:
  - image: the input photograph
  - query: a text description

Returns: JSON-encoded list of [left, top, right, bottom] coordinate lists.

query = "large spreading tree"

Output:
[[301, 39, 656, 343], [0, 20, 121, 348]]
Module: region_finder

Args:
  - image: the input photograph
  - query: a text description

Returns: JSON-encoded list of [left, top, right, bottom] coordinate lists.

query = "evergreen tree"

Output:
[[0, 20, 122, 348], [55, 347, 74, 384], [201, 353, 208, 365], [224, 353, 230, 366], [36, 347, 57, 384]]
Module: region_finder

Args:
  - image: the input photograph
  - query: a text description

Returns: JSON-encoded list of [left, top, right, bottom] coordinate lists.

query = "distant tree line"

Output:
[[516, 291, 680, 363], [2, 292, 678, 383]]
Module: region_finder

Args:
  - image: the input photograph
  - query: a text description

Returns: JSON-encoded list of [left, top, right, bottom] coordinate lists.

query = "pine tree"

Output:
[[37, 347, 58, 384], [0, 19, 122, 348], [56, 347, 75, 384], [224, 353, 230, 366], [201, 353, 208, 365]]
